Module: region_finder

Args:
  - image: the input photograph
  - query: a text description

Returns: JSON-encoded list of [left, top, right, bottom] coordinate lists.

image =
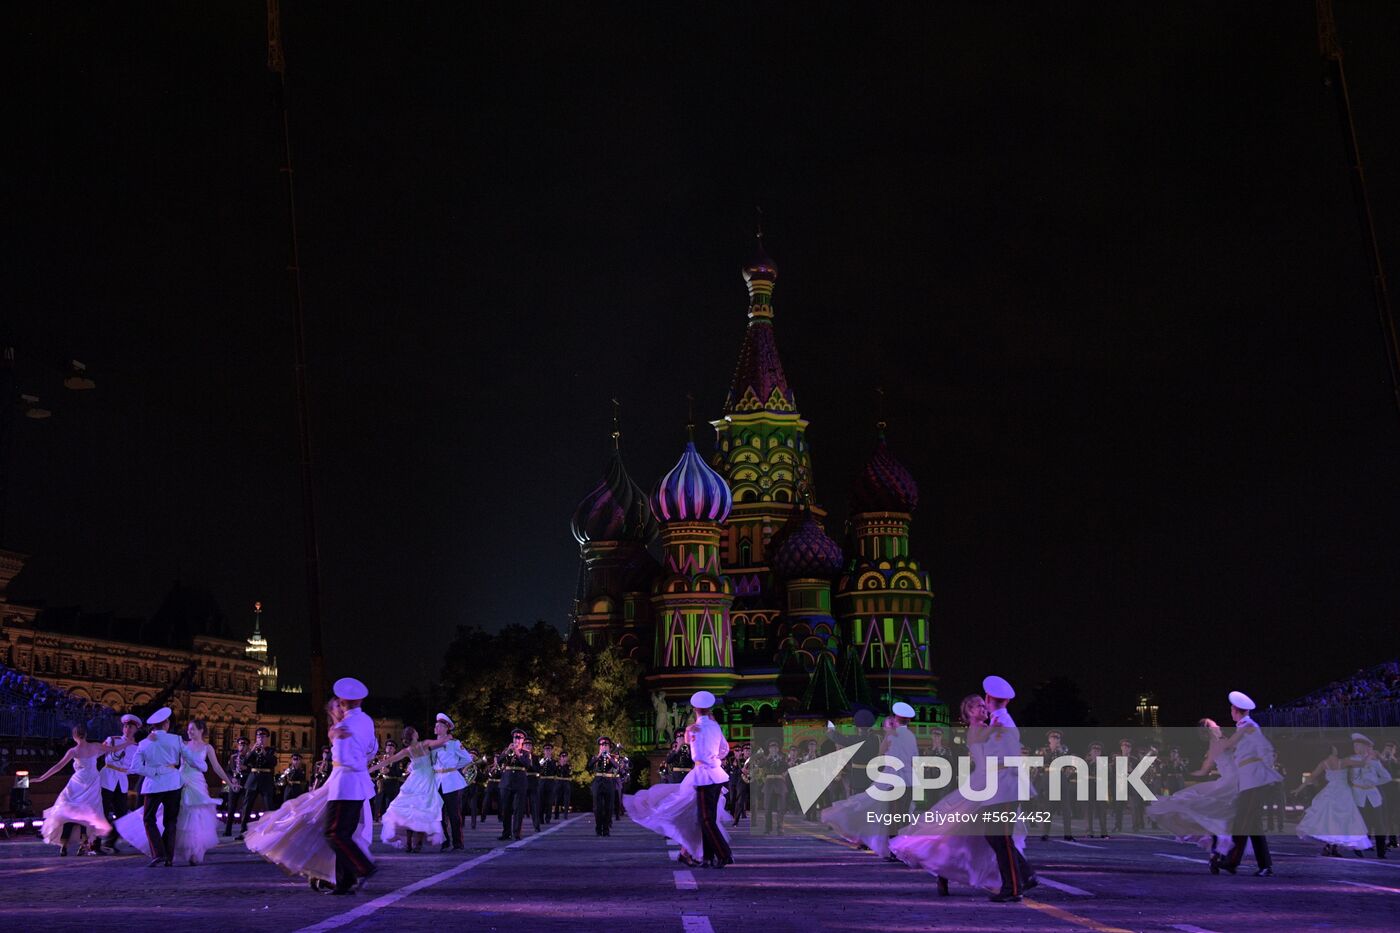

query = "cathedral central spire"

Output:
[[724, 230, 794, 415]]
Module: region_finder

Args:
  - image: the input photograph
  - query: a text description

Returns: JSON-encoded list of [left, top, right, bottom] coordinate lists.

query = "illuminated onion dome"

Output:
[[652, 441, 733, 524], [772, 510, 844, 579], [850, 433, 919, 514], [571, 450, 658, 545], [743, 237, 778, 282]]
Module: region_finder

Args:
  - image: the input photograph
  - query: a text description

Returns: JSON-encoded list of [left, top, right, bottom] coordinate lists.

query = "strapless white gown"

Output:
[[889, 741, 1027, 892], [41, 755, 110, 846], [380, 747, 445, 848], [624, 767, 730, 858], [1147, 748, 1240, 846], [1297, 769, 1371, 849], [114, 743, 223, 863]]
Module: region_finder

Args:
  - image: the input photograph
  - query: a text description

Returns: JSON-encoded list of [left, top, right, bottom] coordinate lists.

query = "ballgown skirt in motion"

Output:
[[244, 783, 375, 884], [380, 753, 444, 849], [889, 787, 1028, 892], [1296, 771, 1372, 849], [114, 763, 221, 863], [40, 757, 110, 846], [624, 773, 731, 858], [1145, 774, 1239, 849], [821, 789, 892, 857]]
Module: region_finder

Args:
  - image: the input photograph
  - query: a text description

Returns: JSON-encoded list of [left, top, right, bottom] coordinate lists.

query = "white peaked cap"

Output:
[[145, 707, 172, 726], [120, 714, 142, 726], [334, 677, 369, 701], [891, 702, 916, 719], [1351, 733, 1374, 745], [436, 713, 454, 727], [1227, 690, 1255, 711], [690, 690, 717, 709], [982, 675, 1015, 700]]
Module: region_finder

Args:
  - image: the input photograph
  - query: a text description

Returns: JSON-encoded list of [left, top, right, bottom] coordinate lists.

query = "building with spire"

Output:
[[568, 236, 946, 746]]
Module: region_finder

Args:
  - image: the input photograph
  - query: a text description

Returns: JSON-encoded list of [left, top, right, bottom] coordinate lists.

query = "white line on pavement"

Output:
[[1036, 876, 1093, 896], [1337, 879, 1400, 895], [1052, 839, 1106, 849], [1170, 924, 1225, 933], [673, 869, 698, 891], [293, 815, 580, 933], [681, 916, 715, 933], [1156, 852, 1210, 865]]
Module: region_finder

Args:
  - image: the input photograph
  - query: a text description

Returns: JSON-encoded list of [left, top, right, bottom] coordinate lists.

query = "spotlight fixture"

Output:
[[21, 395, 51, 419], [64, 360, 96, 390]]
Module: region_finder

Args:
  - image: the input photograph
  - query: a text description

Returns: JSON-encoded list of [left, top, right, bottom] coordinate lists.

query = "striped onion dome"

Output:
[[651, 441, 733, 524], [570, 449, 658, 546], [850, 433, 919, 514], [772, 510, 844, 579]]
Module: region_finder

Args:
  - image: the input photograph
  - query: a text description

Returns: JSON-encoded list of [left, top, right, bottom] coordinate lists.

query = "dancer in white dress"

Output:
[[1294, 745, 1372, 856], [820, 716, 898, 857], [35, 724, 132, 855], [890, 694, 1027, 896], [115, 719, 234, 864], [244, 699, 375, 887], [370, 725, 451, 851], [1146, 718, 1240, 855], [624, 719, 731, 867]]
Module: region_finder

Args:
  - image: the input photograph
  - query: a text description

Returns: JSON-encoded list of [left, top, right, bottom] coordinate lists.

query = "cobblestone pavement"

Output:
[[3, 814, 1398, 932]]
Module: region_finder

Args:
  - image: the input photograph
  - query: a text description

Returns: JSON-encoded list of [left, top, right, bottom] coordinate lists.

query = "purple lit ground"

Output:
[[2, 814, 1397, 932]]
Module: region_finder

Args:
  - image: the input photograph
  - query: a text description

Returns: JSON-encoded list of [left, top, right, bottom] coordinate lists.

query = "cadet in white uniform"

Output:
[[132, 707, 184, 867], [1214, 690, 1279, 876], [94, 713, 141, 854], [431, 713, 473, 851], [689, 690, 733, 868], [979, 675, 1039, 902], [1348, 733, 1391, 859], [323, 677, 379, 894]]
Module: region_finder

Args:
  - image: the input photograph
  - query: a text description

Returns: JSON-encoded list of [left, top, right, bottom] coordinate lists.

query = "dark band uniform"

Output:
[[589, 748, 621, 836]]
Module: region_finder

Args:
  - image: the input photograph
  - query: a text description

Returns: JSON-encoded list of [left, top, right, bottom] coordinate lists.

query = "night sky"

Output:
[[8, 3, 1400, 724]]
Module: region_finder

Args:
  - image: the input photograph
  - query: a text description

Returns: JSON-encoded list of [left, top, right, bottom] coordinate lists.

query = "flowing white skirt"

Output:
[[624, 776, 730, 858], [40, 769, 110, 846], [113, 766, 222, 863], [1146, 776, 1237, 843], [1297, 778, 1372, 849], [889, 788, 1027, 892], [821, 789, 892, 857], [243, 785, 375, 884], [381, 767, 444, 849]]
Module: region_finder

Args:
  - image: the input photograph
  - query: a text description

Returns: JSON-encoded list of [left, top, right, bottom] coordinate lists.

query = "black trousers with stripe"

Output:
[[982, 803, 1033, 894]]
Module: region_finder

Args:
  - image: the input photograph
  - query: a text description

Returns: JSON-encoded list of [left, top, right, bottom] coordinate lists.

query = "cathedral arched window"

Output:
[[739, 539, 752, 565]]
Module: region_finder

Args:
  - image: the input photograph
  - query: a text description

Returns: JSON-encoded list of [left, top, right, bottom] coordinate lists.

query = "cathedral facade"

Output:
[[569, 240, 947, 746]]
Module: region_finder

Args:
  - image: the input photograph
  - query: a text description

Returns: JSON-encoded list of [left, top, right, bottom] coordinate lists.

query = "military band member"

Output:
[[232, 727, 278, 839], [537, 743, 559, 825], [373, 741, 407, 819], [554, 751, 572, 818], [924, 728, 954, 807], [310, 745, 333, 791], [730, 742, 752, 825], [1110, 738, 1135, 833], [93, 712, 142, 854], [485, 753, 503, 823], [464, 749, 485, 830], [1036, 730, 1075, 841], [498, 729, 531, 841], [1084, 742, 1109, 838], [1380, 740, 1399, 847], [758, 739, 789, 834], [279, 753, 308, 805], [589, 737, 621, 836], [614, 747, 628, 820], [432, 713, 472, 851], [518, 737, 542, 832], [222, 736, 250, 837], [665, 734, 693, 784]]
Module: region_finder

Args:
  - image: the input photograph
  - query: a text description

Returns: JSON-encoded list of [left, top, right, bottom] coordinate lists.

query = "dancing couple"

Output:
[[244, 678, 378, 894], [625, 690, 734, 869], [890, 675, 1037, 902]]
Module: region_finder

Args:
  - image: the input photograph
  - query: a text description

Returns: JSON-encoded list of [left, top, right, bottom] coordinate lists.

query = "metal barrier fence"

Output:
[[0, 704, 122, 741], [1255, 700, 1400, 731]]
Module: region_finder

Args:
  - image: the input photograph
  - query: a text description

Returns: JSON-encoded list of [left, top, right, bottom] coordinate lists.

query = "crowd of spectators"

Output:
[[0, 664, 109, 721], [1278, 660, 1400, 709]]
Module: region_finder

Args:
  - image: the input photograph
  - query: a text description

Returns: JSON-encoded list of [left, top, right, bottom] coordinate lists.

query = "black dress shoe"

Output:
[[163, 859, 173, 867], [497, 834, 511, 841], [988, 891, 1021, 903], [146, 857, 163, 867], [1208, 854, 1221, 875], [1255, 867, 1273, 877], [1022, 875, 1039, 892], [1040, 834, 1049, 842], [936, 876, 950, 897]]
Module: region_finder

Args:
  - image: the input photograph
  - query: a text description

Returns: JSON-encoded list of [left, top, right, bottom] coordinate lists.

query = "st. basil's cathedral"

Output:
[[568, 238, 947, 747]]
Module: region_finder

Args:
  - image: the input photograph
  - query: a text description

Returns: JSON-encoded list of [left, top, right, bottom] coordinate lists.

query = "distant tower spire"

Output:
[[611, 397, 622, 451], [685, 392, 695, 442], [875, 386, 887, 437]]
